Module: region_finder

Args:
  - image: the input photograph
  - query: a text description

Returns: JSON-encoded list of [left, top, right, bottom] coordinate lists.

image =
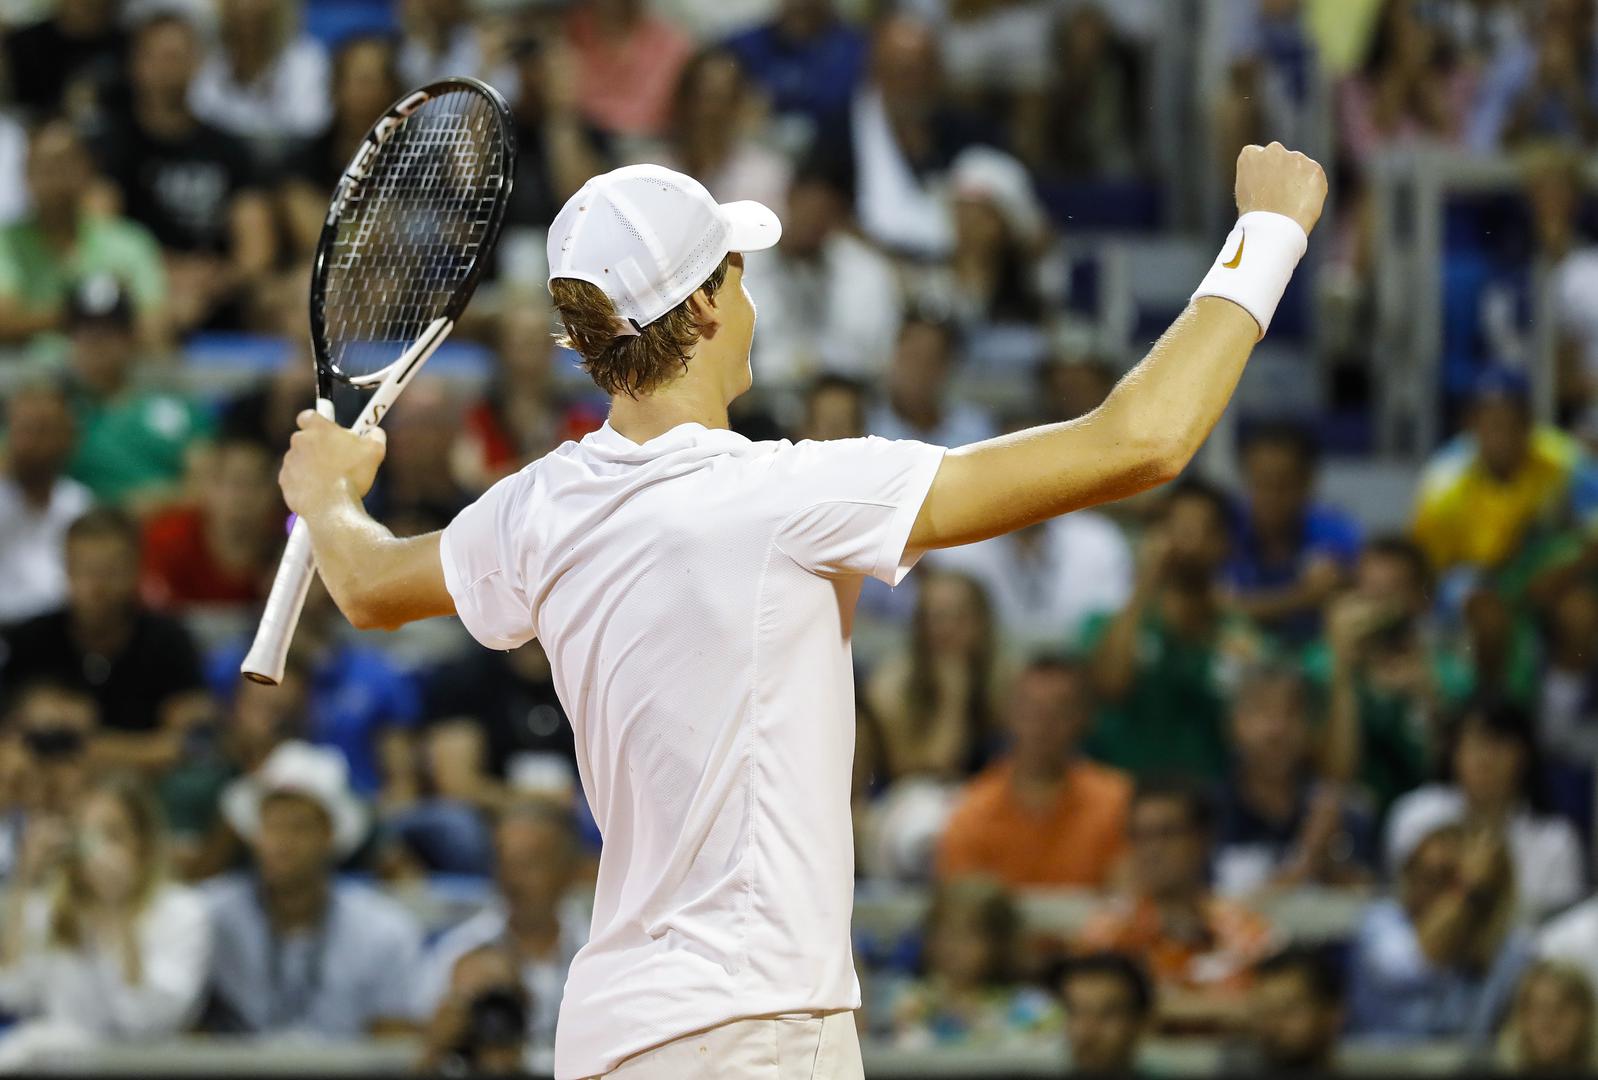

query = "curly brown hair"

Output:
[[550, 256, 731, 398]]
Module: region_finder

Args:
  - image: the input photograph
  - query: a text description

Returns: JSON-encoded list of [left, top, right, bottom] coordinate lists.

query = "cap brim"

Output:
[[721, 200, 781, 252]]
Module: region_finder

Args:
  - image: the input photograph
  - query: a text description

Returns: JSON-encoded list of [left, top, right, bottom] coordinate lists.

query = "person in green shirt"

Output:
[[62, 274, 212, 507], [0, 118, 167, 344], [1082, 479, 1269, 784], [1310, 536, 1438, 818]]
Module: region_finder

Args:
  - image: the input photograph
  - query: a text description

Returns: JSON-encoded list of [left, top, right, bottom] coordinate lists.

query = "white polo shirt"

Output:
[[439, 421, 945, 1079]]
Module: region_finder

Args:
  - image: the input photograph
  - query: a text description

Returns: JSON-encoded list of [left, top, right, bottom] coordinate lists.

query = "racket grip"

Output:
[[240, 395, 333, 686], [240, 518, 317, 685]]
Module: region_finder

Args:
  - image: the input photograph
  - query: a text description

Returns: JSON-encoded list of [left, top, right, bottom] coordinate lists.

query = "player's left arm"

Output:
[[278, 410, 455, 631]]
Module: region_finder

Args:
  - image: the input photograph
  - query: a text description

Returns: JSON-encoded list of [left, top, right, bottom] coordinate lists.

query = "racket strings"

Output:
[[323, 89, 506, 380]]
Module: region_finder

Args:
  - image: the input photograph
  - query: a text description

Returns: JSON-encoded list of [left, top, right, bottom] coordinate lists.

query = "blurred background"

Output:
[[1, 0, 1597, 1075]]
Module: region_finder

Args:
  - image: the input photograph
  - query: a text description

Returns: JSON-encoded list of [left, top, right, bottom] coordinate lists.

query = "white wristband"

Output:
[[1190, 211, 1308, 339]]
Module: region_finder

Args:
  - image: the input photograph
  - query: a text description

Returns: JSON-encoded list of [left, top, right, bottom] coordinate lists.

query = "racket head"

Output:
[[309, 77, 517, 390]]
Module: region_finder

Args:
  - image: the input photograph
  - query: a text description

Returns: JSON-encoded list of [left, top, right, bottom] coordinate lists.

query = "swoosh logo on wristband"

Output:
[[1222, 231, 1246, 269]]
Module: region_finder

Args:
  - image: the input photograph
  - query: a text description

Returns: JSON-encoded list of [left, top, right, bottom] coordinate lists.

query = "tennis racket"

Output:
[[242, 77, 517, 685]]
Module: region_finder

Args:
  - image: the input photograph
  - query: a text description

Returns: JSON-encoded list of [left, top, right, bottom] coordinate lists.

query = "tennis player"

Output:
[[277, 145, 1325, 1079]]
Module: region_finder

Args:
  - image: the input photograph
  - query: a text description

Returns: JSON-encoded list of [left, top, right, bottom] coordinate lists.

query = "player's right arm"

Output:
[[908, 143, 1328, 552]]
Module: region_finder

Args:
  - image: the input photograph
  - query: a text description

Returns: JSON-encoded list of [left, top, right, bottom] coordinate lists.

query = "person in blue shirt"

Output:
[[723, 0, 867, 135], [207, 580, 420, 801], [1226, 421, 1362, 645]]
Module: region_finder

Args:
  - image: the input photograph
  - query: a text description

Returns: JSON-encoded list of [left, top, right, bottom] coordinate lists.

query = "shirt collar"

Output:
[[584, 420, 748, 460]]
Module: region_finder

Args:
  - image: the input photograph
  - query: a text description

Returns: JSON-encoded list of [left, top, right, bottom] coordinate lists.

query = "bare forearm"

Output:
[[1321, 659, 1362, 784], [912, 299, 1258, 548], [299, 486, 454, 630]]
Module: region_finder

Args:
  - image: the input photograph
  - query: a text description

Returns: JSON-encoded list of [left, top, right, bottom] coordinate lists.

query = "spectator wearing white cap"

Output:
[[202, 741, 425, 1037], [911, 146, 1063, 373], [0, 775, 212, 1067], [1347, 799, 1532, 1044]]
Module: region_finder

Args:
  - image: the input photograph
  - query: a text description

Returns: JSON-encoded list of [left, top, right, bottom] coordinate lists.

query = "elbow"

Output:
[[1125, 428, 1193, 491], [340, 595, 392, 633]]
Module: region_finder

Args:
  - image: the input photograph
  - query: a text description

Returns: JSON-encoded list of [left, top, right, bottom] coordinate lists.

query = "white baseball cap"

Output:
[[546, 164, 781, 337]]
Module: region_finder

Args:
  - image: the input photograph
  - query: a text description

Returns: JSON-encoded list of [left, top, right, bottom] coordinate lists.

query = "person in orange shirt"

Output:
[[936, 655, 1131, 887], [1076, 778, 1278, 1033]]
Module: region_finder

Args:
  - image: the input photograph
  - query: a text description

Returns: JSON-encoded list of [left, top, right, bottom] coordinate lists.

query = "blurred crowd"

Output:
[[3, 0, 1598, 1075]]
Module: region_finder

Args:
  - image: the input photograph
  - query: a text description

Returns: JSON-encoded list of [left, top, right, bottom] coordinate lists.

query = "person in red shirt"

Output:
[[936, 655, 1130, 887], [566, 0, 693, 138], [141, 434, 279, 610]]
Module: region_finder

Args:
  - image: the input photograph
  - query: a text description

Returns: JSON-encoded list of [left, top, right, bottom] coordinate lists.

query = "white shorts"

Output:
[[598, 1010, 864, 1079]]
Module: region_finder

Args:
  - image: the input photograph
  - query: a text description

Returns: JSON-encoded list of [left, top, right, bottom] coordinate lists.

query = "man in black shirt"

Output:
[[423, 640, 577, 814], [91, 12, 275, 332], [0, 506, 213, 772], [4, 0, 126, 115]]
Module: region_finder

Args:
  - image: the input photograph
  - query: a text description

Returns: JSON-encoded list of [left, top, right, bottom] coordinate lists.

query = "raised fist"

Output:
[[1234, 142, 1328, 236]]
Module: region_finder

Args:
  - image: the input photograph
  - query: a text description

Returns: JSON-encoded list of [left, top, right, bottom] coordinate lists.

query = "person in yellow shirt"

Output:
[[1413, 369, 1598, 574]]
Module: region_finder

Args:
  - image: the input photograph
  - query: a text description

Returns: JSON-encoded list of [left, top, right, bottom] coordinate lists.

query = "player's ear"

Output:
[[688, 286, 721, 337]]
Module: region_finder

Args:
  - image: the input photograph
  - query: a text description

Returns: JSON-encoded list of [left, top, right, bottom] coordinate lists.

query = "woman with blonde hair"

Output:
[[1500, 959, 1598, 1072], [0, 775, 212, 1065]]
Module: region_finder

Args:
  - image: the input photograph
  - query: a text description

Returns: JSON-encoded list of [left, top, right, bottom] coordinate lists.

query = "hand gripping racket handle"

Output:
[[241, 318, 452, 686]]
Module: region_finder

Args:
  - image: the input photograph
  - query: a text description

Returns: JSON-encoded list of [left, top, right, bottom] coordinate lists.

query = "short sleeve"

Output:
[[439, 470, 538, 651], [770, 436, 946, 585]]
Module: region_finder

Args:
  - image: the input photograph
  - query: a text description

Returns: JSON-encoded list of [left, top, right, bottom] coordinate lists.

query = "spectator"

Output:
[[1385, 699, 1584, 920], [0, 507, 211, 772], [423, 640, 578, 818], [0, 383, 91, 625], [0, 120, 166, 344], [94, 12, 277, 334], [844, 16, 989, 258], [0, 775, 212, 1067], [160, 656, 307, 881], [653, 48, 791, 214], [1016, 4, 1145, 180], [207, 580, 421, 804], [188, 0, 332, 164], [1539, 885, 1598, 1006], [801, 373, 868, 441], [1499, 960, 1598, 1072], [415, 803, 590, 1073], [723, 0, 867, 136], [366, 381, 472, 537], [1339, 0, 1474, 169], [1214, 663, 1375, 898], [1226, 422, 1362, 645], [418, 943, 533, 1076], [2, 0, 126, 116], [1412, 368, 1598, 576], [566, 0, 694, 139], [0, 680, 98, 879], [1077, 779, 1277, 1032], [206, 741, 424, 1036], [868, 315, 996, 447], [458, 302, 605, 491], [396, 0, 501, 86], [139, 434, 278, 612], [1084, 481, 1267, 784], [1035, 353, 1119, 426], [1058, 951, 1153, 1075], [278, 34, 401, 257], [876, 877, 1055, 1047], [928, 145, 1056, 339], [937, 656, 1131, 888], [1470, 0, 1598, 151], [931, 507, 1132, 654], [1313, 535, 1436, 815], [863, 570, 1002, 784], [742, 160, 903, 389], [498, 35, 606, 234], [60, 274, 212, 508], [1230, 946, 1346, 1074], [1535, 580, 1598, 770], [1347, 809, 1531, 1042]]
